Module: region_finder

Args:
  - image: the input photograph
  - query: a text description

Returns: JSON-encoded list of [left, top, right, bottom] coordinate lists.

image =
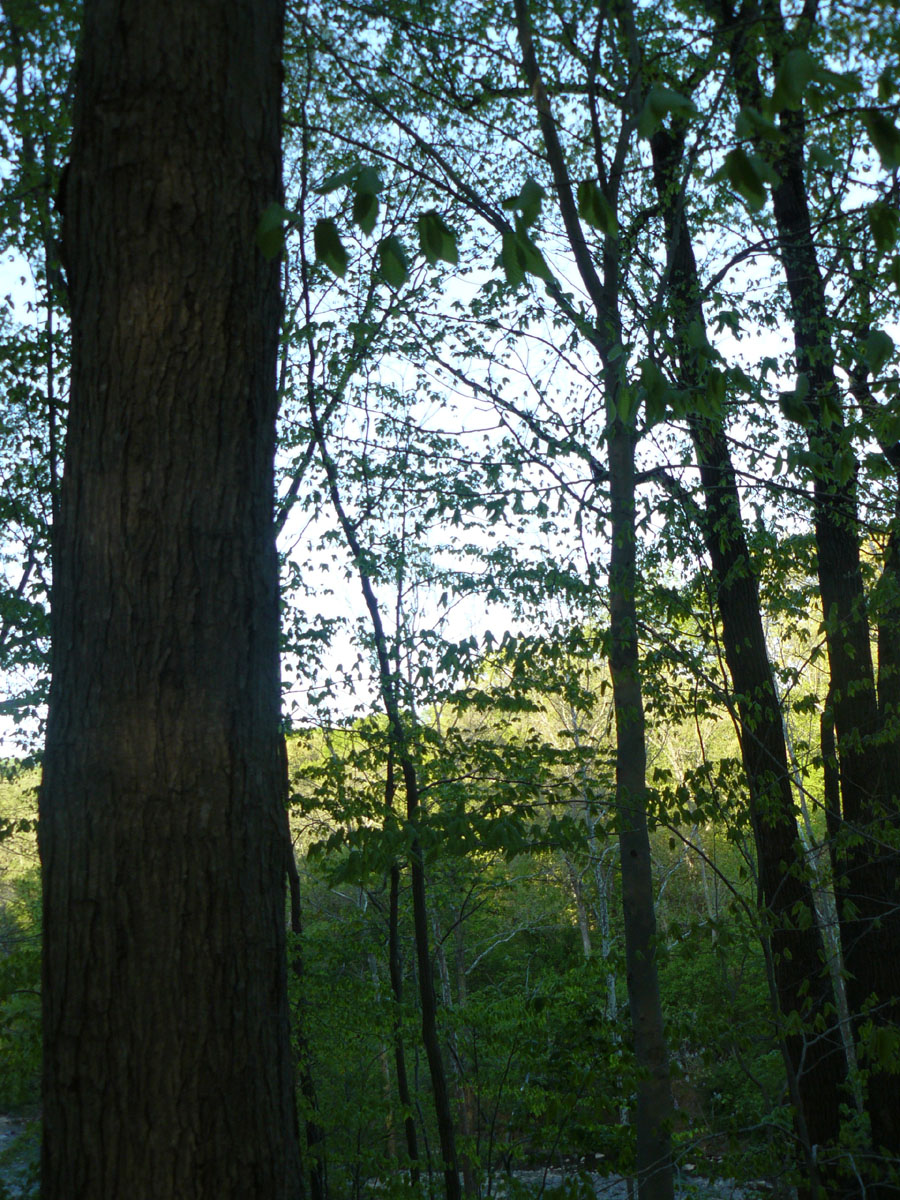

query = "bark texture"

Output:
[[40, 2, 301, 1196]]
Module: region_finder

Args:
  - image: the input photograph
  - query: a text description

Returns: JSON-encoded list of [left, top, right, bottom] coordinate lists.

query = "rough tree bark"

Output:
[[40, 1, 302, 1197]]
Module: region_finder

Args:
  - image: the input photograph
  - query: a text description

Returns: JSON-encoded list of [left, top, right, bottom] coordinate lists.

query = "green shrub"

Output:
[[0, 871, 42, 1112]]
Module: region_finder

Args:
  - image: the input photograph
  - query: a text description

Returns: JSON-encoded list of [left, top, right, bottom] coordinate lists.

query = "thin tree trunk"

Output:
[[608, 416, 675, 1200], [432, 910, 477, 1199], [40, 1, 302, 1195], [306, 396, 460, 1200], [717, 0, 900, 1167], [287, 839, 328, 1200], [647, 117, 845, 1188], [367, 949, 398, 1162], [385, 747, 421, 1180], [564, 853, 594, 958], [512, 7, 676, 1196], [453, 920, 479, 1196]]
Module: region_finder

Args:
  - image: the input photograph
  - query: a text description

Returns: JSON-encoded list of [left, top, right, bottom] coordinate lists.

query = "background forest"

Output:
[[1, 0, 900, 1197]]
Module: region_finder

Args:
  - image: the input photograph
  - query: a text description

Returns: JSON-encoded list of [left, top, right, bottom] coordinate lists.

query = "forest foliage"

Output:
[[1, 0, 900, 1196]]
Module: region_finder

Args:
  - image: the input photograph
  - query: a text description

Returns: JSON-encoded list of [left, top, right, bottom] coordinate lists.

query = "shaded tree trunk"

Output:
[[389, 862, 421, 1175], [287, 844, 328, 1200], [432, 907, 477, 1199], [512, 7, 676, 1197], [40, 1, 302, 1197], [305, 392, 461, 1200], [386, 748, 421, 1180], [607, 416, 675, 1200], [717, 0, 900, 1168], [647, 118, 845, 1188]]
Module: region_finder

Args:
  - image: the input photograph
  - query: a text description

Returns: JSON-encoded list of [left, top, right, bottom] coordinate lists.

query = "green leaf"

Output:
[[514, 223, 551, 281], [835, 448, 856, 486], [869, 203, 900, 253], [637, 84, 697, 139], [502, 176, 546, 228], [878, 69, 897, 103], [705, 367, 726, 414], [807, 143, 839, 173], [352, 189, 379, 235], [890, 255, 900, 295], [500, 230, 525, 288], [865, 1025, 900, 1071], [779, 373, 811, 424], [314, 217, 349, 277], [771, 48, 817, 111], [735, 106, 781, 142], [576, 179, 617, 234], [639, 359, 668, 427], [616, 384, 639, 424], [871, 404, 900, 448], [720, 147, 777, 211], [821, 386, 843, 427], [318, 168, 358, 194], [257, 202, 290, 260], [377, 234, 409, 288], [354, 165, 383, 196], [863, 109, 900, 170], [417, 209, 458, 265], [865, 329, 895, 376]]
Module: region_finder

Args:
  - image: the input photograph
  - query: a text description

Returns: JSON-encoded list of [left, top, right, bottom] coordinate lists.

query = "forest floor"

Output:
[[502, 1169, 780, 1198], [0, 1115, 39, 1199], [0, 1120, 783, 1200]]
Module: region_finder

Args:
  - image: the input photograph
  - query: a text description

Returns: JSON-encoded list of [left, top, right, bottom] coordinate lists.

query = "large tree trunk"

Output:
[[40, 2, 302, 1196], [647, 120, 845, 1188]]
